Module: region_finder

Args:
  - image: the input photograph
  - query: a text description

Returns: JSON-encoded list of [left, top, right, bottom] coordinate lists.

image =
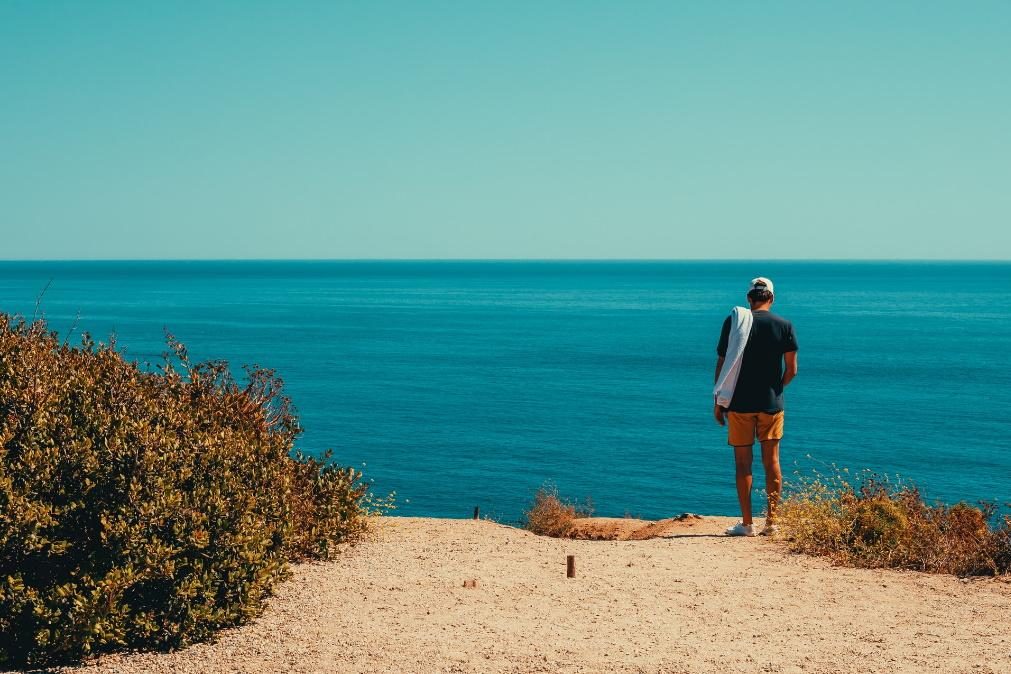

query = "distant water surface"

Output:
[[1, 261, 1008, 521]]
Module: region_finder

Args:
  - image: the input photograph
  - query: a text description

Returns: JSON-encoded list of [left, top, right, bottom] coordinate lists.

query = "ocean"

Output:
[[1, 261, 1008, 521]]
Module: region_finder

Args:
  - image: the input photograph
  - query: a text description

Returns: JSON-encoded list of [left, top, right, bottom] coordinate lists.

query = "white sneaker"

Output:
[[725, 522, 757, 537], [760, 524, 779, 536]]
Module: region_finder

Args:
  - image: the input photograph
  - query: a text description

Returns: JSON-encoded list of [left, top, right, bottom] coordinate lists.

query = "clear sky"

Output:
[[2, 2, 1009, 260]]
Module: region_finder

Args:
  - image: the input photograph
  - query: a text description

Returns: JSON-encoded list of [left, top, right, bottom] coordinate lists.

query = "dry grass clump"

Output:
[[777, 469, 1011, 576], [523, 485, 592, 538], [0, 315, 386, 667]]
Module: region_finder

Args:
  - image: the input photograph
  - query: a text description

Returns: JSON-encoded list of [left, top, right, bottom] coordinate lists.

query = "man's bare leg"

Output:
[[733, 445, 754, 526], [760, 439, 782, 525]]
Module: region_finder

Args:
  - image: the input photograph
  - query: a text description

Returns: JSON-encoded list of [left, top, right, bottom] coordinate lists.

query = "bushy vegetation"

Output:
[[0, 316, 380, 667], [523, 484, 591, 538], [776, 468, 1011, 576]]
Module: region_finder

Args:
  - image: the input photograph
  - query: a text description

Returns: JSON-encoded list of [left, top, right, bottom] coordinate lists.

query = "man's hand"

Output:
[[713, 404, 726, 426]]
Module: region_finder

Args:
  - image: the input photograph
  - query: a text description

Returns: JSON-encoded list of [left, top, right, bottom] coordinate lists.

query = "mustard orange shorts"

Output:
[[727, 411, 784, 446]]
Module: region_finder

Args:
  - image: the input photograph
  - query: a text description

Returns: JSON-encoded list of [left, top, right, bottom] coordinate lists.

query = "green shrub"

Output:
[[848, 497, 909, 548], [777, 469, 1011, 576], [0, 315, 377, 667]]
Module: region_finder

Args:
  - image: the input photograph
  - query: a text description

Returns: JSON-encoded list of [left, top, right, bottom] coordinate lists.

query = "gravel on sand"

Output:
[[53, 516, 1011, 674]]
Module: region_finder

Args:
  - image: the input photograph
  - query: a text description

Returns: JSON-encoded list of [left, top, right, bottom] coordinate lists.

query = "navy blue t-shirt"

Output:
[[716, 310, 798, 413]]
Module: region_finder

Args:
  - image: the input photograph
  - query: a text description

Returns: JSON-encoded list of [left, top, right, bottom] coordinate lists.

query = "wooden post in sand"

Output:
[[566, 555, 575, 578], [473, 506, 480, 520]]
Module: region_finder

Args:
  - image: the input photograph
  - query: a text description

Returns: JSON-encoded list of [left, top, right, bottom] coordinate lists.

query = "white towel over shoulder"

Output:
[[713, 306, 753, 408]]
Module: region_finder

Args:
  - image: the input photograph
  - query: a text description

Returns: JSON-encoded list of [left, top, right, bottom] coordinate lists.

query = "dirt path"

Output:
[[57, 516, 1011, 674]]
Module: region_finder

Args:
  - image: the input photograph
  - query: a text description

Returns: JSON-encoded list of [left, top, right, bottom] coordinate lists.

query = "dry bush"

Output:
[[777, 468, 1011, 576], [523, 485, 592, 538], [0, 316, 384, 667]]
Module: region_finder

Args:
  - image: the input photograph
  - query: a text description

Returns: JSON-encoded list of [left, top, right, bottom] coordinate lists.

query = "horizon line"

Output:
[[2, 257, 1011, 264]]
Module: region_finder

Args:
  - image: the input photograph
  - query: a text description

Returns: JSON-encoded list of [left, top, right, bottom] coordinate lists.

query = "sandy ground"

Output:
[[48, 516, 1011, 674]]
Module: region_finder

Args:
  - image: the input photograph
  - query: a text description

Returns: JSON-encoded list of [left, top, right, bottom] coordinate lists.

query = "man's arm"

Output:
[[782, 351, 798, 388], [713, 356, 727, 425], [713, 317, 731, 425]]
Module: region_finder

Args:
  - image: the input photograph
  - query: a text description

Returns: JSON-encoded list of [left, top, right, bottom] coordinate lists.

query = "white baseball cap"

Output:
[[748, 277, 774, 295]]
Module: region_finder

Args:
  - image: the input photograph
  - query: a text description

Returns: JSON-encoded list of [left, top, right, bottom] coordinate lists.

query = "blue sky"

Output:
[[2, 2, 1009, 260]]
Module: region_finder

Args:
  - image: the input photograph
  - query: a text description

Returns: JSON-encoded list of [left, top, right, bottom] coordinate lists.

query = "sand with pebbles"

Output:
[[46, 516, 1011, 674]]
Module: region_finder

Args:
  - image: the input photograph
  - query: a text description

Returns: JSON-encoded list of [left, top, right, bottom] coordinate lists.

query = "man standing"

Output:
[[714, 277, 799, 537]]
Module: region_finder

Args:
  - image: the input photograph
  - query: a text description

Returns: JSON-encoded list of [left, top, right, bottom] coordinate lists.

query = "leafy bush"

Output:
[[523, 484, 592, 538], [849, 497, 909, 548], [0, 316, 378, 667], [777, 468, 1011, 576]]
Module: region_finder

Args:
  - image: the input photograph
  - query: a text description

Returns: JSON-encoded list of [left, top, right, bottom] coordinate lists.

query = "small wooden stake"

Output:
[[463, 579, 478, 588], [566, 555, 575, 578], [473, 506, 480, 520]]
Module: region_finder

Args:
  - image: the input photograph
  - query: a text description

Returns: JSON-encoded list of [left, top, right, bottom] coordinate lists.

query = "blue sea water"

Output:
[[1, 261, 1008, 521]]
